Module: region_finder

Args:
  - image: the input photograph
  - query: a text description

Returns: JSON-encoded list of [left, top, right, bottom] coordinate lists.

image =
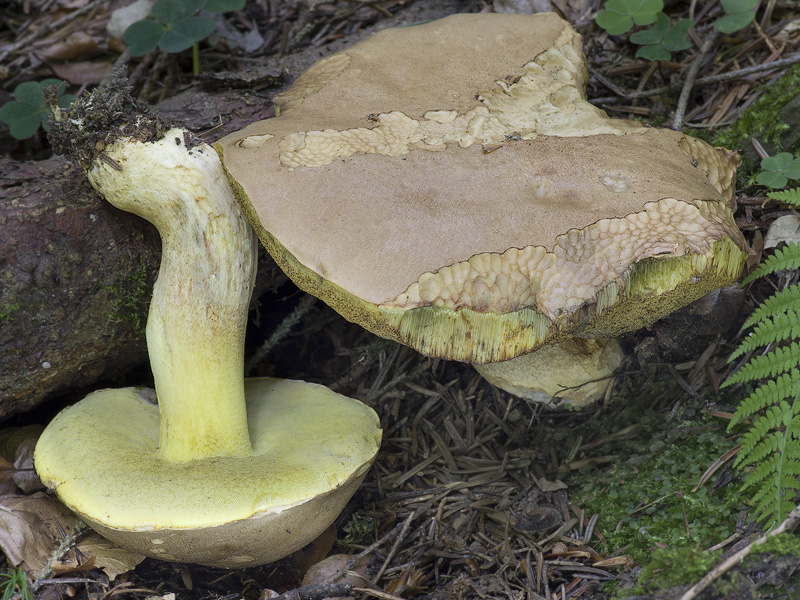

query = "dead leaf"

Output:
[[302, 553, 372, 587], [74, 532, 145, 579], [0, 425, 45, 493], [538, 477, 568, 492], [0, 493, 80, 574], [51, 553, 96, 574], [0, 456, 16, 487], [36, 31, 101, 61], [764, 214, 800, 248], [46, 60, 115, 86]]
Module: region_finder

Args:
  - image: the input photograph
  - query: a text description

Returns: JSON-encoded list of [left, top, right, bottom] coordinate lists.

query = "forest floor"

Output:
[[1, 0, 800, 599]]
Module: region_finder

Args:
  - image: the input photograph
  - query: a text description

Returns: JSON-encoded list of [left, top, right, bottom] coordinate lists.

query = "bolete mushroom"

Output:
[[213, 13, 747, 407], [34, 93, 381, 567]]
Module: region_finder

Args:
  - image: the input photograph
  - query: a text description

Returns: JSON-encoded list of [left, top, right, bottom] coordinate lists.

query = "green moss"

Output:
[[562, 385, 743, 566], [703, 64, 800, 178], [338, 512, 375, 549], [0, 301, 22, 322], [102, 258, 150, 332], [626, 545, 722, 596], [749, 531, 800, 559]]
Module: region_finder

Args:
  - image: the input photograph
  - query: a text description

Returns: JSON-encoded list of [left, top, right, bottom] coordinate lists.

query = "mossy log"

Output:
[[0, 89, 286, 419]]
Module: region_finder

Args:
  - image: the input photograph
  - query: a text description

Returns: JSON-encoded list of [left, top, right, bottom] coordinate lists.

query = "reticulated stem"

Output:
[[88, 129, 256, 462]]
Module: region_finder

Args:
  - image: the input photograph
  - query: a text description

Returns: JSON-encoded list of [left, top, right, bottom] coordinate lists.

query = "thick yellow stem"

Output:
[[88, 131, 256, 461]]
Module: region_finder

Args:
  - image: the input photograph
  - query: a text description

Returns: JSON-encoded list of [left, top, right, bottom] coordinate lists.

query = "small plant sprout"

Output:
[[123, 0, 245, 73], [714, 0, 758, 34], [596, 0, 759, 63], [756, 153, 800, 189], [629, 13, 694, 61], [0, 567, 33, 600], [0, 79, 73, 140], [596, 0, 663, 36]]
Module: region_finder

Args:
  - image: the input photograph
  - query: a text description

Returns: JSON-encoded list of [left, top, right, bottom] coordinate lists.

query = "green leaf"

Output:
[[0, 78, 71, 139], [744, 242, 800, 284], [628, 0, 663, 24], [714, 0, 757, 35], [124, 19, 166, 56], [758, 153, 800, 188], [630, 15, 693, 61], [596, 0, 663, 35], [635, 45, 671, 61], [57, 93, 76, 109], [630, 12, 669, 44], [13, 81, 46, 105], [757, 171, 789, 189], [722, 0, 758, 12], [160, 16, 215, 52], [768, 188, 800, 205], [204, 0, 245, 13], [0, 102, 42, 139], [762, 152, 794, 171], [152, 0, 197, 24], [596, 9, 634, 35], [662, 19, 694, 51], [784, 160, 800, 180]]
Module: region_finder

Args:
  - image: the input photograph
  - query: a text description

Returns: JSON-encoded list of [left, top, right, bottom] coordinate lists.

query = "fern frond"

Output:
[[737, 405, 788, 464], [724, 343, 800, 387], [743, 283, 800, 330], [743, 241, 800, 284], [728, 309, 800, 360], [728, 370, 800, 429], [768, 187, 800, 205], [738, 430, 781, 467], [741, 453, 782, 490], [726, 234, 800, 526]]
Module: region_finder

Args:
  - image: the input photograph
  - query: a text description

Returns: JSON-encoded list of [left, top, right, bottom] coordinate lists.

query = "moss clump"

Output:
[[0, 301, 22, 322], [338, 512, 375, 549], [103, 258, 150, 332], [552, 373, 745, 599], [748, 531, 800, 560], [565, 399, 743, 565], [704, 64, 800, 178], [627, 545, 722, 597]]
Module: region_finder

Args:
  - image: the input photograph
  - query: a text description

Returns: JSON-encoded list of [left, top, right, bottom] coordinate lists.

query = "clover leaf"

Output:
[[756, 153, 800, 189], [631, 14, 694, 61], [123, 0, 244, 57], [714, 0, 758, 34], [0, 79, 74, 140], [596, 0, 664, 36]]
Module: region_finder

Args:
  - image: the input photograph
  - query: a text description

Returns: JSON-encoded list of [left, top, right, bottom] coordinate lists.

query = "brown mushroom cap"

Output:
[[215, 13, 747, 364]]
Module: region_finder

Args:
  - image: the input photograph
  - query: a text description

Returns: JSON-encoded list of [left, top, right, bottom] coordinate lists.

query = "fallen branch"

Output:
[[679, 505, 800, 600], [672, 30, 724, 130]]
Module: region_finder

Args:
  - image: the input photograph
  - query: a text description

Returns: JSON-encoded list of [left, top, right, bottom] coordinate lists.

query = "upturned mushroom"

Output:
[[213, 13, 747, 406], [34, 91, 381, 567]]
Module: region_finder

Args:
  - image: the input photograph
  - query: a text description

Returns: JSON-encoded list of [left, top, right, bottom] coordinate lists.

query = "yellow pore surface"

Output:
[[34, 379, 381, 531]]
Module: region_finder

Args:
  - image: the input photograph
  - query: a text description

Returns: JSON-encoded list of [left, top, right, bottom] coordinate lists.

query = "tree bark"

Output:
[[0, 89, 286, 419]]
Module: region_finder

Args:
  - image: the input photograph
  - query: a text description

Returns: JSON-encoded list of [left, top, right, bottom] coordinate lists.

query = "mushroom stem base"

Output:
[[474, 339, 624, 408]]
